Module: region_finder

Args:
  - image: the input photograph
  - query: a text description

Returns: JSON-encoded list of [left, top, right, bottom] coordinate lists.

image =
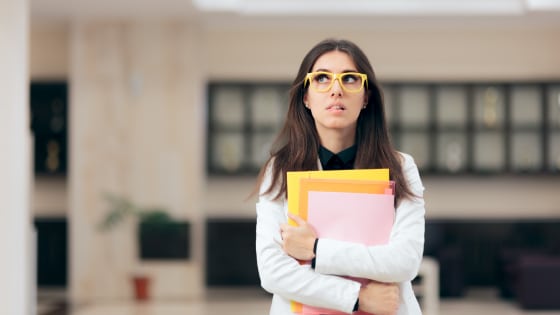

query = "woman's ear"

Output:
[[303, 93, 309, 108], [364, 89, 372, 105]]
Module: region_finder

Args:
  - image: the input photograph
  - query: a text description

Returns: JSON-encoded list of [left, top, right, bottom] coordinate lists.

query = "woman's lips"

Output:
[[326, 104, 346, 111]]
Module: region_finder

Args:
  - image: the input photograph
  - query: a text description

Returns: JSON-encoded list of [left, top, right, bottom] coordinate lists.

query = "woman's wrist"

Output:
[[353, 298, 360, 312], [312, 238, 318, 255], [311, 238, 318, 268]]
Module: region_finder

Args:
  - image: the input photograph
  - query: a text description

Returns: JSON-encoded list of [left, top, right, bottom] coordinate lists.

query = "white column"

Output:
[[0, 0, 31, 314]]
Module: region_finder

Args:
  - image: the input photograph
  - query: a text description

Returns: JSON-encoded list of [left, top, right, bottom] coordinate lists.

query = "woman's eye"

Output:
[[315, 74, 331, 83], [343, 74, 358, 84]]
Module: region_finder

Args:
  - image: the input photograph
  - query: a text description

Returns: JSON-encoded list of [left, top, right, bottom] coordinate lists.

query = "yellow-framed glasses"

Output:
[[305, 71, 368, 93]]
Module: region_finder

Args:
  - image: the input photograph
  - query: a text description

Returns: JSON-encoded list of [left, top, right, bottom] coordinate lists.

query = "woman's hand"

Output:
[[358, 281, 400, 315], [280, 213, 317, 260]]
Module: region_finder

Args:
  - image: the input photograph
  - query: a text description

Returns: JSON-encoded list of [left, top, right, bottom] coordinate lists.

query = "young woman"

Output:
[[255, 38, 425, 315]]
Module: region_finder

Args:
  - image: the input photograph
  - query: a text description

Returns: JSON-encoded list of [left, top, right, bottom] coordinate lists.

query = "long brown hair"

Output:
[[254, 38, 414, 205]]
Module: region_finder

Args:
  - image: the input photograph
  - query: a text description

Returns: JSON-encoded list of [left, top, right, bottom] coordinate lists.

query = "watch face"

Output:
[[30, 82, 68, 176]]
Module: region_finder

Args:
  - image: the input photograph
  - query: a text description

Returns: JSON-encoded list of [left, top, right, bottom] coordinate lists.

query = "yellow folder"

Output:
[[287, 168, 389, 225], [286, 169, 389, 313]]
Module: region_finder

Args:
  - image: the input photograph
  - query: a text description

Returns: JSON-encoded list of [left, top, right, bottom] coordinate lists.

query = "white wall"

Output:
[[203, 27, 560, 81], [30, 20, 69, 81]]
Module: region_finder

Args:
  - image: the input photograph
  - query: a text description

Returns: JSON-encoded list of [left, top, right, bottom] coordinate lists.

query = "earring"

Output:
[[362, 104, 367, 109], [305, 103, 309, 108]]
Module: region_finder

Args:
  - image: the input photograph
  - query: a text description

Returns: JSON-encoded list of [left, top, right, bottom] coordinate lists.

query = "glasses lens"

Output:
[[340, 73, 364, 92], [310, 72, 334, 92]]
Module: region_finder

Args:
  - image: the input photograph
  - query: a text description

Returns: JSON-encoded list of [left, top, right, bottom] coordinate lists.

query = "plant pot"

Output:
[[132, 275, 150, 301]]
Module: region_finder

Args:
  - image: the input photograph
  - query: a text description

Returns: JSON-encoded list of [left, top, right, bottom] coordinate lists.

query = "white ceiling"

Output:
[[30, 0, 560, 29], [30, 0, 198, 19]]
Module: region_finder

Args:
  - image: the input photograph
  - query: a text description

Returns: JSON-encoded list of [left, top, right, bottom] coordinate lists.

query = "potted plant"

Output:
[[98, 193, 191, 301]]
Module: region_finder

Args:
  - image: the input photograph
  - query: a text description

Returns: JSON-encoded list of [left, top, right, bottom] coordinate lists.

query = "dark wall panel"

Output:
[[206, 219, 260, 286], [35, 217, 67, 287]]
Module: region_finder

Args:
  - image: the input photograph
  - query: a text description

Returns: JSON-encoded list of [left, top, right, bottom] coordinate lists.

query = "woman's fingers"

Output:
[[287, 212, 306, 226]]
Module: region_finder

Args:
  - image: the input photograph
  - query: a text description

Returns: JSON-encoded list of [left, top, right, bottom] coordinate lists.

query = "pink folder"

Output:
[[307, 191, 394, 245], [301, 189, 395, 315], [286, 173, 394, 314]]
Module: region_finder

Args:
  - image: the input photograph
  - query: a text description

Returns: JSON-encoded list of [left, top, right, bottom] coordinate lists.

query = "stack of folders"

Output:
[[286, 169, 396, 315]]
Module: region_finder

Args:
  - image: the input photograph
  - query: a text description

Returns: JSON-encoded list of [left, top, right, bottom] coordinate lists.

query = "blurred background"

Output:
[[2, 0, 560, 314]]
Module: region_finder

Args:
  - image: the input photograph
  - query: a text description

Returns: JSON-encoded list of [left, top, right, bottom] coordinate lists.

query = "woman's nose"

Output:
[[331, 79, 343, 96]]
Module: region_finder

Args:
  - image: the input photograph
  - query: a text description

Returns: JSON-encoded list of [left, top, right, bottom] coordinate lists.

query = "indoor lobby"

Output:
[[2, 1, 560, 315]]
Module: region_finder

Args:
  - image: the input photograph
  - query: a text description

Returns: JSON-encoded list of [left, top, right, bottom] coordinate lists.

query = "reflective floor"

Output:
[[38, 287, 560, 315]]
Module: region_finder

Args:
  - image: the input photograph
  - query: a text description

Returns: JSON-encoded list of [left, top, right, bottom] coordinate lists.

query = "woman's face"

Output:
[[303, 50, 368, 141]]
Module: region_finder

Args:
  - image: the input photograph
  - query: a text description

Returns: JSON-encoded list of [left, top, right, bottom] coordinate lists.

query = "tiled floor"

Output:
[[38, 287, 560, 315]]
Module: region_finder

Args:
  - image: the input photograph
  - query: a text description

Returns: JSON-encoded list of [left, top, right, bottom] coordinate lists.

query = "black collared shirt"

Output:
[[317, 144, 359, 311], [319, 145, 357, 170]]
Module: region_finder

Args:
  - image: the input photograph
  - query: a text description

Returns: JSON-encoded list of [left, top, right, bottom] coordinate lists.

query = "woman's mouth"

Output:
[[327, 104, 346, 111]]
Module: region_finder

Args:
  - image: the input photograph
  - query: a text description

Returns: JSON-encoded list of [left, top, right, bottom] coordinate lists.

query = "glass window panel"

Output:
[[549, 132, 560, 172], [400, 86, 430, 127], [437, 132, 467, 172], [473, 86, 505, 129], [548, 85, 560, 129], [212, 87, 244, 127], [511, 131, 541, 171], [511, 85, 541, 126], [251, 133, 275, 169], [210, 132, 244, 173], [399, 131, 430, 170], [474, 131, 504, 171], [250, 87, 286, 128], [436, 86, 467, 127]]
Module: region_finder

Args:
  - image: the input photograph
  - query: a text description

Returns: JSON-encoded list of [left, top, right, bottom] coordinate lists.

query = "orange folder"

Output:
[[285, 169, 390, 313], [297, 178, 394, 222]]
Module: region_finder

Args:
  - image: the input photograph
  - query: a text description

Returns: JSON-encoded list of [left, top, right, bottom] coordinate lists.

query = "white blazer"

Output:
[[255, 152, 426, 315]]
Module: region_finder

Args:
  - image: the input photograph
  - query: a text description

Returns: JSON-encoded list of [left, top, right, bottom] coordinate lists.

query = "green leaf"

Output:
[[97, 193, 174, 232]]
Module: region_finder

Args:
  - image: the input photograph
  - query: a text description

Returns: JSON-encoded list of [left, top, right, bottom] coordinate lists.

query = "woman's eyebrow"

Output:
[[313, 68, 358, 73]]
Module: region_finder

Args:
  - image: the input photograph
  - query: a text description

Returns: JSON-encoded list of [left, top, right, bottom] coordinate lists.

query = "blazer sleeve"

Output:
[[314, 153, 426, 283], [255, 163, 361, 314]]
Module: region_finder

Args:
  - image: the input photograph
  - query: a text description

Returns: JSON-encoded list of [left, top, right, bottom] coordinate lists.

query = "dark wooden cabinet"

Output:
[[139, 221, 191, 260], [207, 81, 560, 175], [205, 219, 261, 286], [34, 218, 68, 287], [30, 81, 68, 176], [424, 219, 560, 297]]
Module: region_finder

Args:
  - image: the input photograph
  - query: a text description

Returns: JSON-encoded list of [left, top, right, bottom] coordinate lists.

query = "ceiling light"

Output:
[[193, 0, 527, 16]]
